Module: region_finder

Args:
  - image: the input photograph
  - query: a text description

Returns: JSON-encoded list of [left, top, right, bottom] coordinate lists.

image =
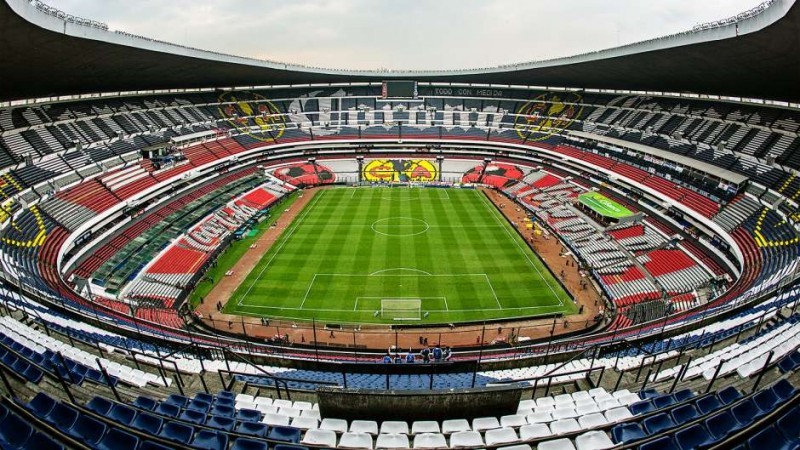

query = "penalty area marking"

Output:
[[369, 268, 432, 276], [354, 296, 448, 311]]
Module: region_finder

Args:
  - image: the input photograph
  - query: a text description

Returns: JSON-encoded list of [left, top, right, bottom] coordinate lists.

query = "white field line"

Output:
[[236, 190, 326, 306], [475, 190, 565, 307]]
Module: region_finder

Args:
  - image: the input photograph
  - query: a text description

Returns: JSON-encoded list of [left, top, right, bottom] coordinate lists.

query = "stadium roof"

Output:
[[1, 0, 799, 102]]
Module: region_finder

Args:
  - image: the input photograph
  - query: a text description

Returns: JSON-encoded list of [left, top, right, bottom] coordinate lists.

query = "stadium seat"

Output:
[[158, 421, 194, 444], [339, 431, 373, 449], [376, 433, 410, 449], [66, 415, 107, 446], [301, 429, 337, 447], [96, 428, 139, 450], [131, 412, 163, 435], [575, 430, 615, 450], [413, 433, 447, 448], [449, 430, 484, 448], [674, 424, 714, 450], [235, 421, 269, 437], [268, 425, 302, 443], [190, 429, 229, 450], [231, 437, 269, 450]]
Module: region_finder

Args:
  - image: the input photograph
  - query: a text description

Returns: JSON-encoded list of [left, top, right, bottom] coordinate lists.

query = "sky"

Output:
[[49, 0, 764, 70]]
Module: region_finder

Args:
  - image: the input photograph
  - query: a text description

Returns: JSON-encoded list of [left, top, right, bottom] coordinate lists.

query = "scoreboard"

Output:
[[381, 81, 418, 99]]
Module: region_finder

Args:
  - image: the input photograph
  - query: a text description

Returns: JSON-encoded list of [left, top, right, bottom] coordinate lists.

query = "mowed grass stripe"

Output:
[[226, 187, 575, 323]]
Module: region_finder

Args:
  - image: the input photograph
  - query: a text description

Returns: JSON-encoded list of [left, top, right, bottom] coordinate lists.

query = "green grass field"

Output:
[[224, 187, 576, 324]]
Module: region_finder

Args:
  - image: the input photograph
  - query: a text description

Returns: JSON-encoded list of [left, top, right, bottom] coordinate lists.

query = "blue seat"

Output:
[[25, 432, 64, 450], [236, 408, 262, 423], [674, 424, 714, 450], [158, 421, 194, 444], [130, 412, 163, 435], [133, 396, 158, 411], [194, 393, 214, 404], [704, 410, 744, 441], [630, 399, 656, 415], [231, 437, 269, 450], [0, 413, 33, 449], [139, 440, 175, 450], [747, 425, 800, 450], [186, 399, 211, 414], [210, 404, 235, 418], [216, 391, 235, 401], [85, 396, 114, 415], [671, 404, 700, 424], [191, 429, 229, 450], [66, 415, 107, 446], [638, 435, 679, 450], [717, 387, 742, 405], [214, 397, 235, 408], [640, 388, 660, 399], [268, 425, 302, 443], [25, 392, 56, 417], [22, 365, 43, 383], [674, 389, 695, 402], [154, 402, 181, 418], [235, 421, 269, 437], [96, 428, 139, 450], [178, 408, 207, 425], [772, 379, 798, 402], [274, 446, 310, 450], [653, 394, 677, 409], [731, 398, 766, 426], [108, 404, 137, 426], [612, 422, 647, 444], [696, 395, 723, 415], [164, 394, 189, 408], [205, 415, 235, 432], [777, 406, 800, 441], [643, 413, 677, 435], [45, 404, 79, 431]]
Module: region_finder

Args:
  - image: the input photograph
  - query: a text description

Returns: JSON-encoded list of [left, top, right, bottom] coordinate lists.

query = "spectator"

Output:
[[444, 346, 452, 361], [421, 347, 430, 363], [382, 354, 392, 364], [433, 345, 442, 362], [405, 350, 415, 364]]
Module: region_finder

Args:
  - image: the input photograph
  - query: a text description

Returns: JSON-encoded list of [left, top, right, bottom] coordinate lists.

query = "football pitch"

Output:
[[224, 187, 576, 324]]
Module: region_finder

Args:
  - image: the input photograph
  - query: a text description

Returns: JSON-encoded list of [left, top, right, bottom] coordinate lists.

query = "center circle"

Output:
[[371, 217, 429, 237]]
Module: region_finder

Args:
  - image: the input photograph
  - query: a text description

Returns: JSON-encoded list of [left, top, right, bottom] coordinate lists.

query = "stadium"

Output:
[[0, 0, 798, 448]]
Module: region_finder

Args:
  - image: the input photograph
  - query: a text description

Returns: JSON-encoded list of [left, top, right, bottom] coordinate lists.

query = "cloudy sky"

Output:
[[50, 0, 762, 70]]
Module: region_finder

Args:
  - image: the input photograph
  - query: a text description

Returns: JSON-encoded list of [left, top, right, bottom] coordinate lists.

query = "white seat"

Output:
[[255, 404, 278, 415], [550, 418, 581, 435], [571, 391, 592, 402], [301, 409, 321, 420], [472, 416, 500, 432], [526, 412, 552, 424], [350, 420, 379, 434], [278, 407, 302, 418], [253, 397, 273, 406], [261, 413, 290, 426], [293, 401, 313, 411], [380, 421, 409, 434], [442, 419, 471, 434], [552, 408, 579, 420], [500, 414, 527, 428], [272, 399, 293, 409], [538, 438, 577, 450], [485, 428, 519, 446], [576, 403, 600, 415], [320, 418, 349, 433], [597, 399, 621, 411], [554, 394, 574, 405], [611, 389, 632, 399], [235, 394, 255, 404], [616, 393, 641, 406], [339, 432, 374, 449], [536, 397, 556, 408], [449, 431, 484, 448], [518, 399, 536, 410], [575, 430, 615, 450], [291, 416, 319, 430], [534, 405, 555, 413], [519, 423, 552, 440], [301, 429, 336, 447], [517, 407, 534, 416], [413, 433, 447, 449], [497, 445, 532, 450], [236, 401, 257, 411], [375, 433, 409, 449], [588, 388, 608, 398], [411, 421, 440, 434], [578, 413, 608, 430], [604, 407, 633, 423]]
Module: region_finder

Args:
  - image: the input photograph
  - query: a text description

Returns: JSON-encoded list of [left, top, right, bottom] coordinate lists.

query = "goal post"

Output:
[[380, 298, 422, 320]]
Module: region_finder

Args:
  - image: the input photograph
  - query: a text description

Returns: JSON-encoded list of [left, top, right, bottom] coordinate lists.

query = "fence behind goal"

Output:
[[380, 299, 422, 320]]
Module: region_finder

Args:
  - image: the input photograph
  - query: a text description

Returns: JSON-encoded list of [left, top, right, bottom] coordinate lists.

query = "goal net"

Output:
[[380, 299, 422, 320]]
